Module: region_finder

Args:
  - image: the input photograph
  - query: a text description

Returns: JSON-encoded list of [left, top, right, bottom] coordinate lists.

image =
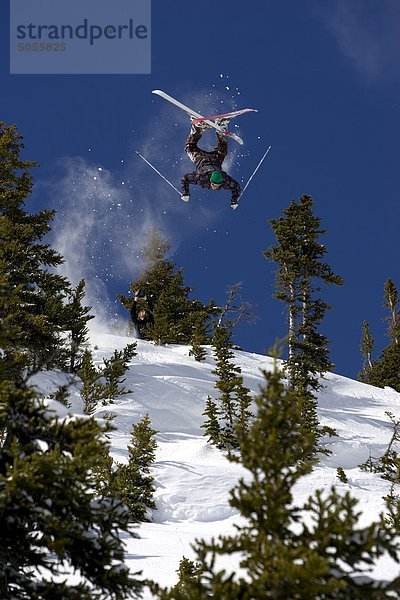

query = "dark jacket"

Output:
[[130, 298, 154, 339], [181, 170, 241, 203]]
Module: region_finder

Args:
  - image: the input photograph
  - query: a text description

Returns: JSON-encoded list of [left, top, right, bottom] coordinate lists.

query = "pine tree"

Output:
[[363, 279, 400, 392], [235, 380, 253, 439], [0, 271, 25, 383], [49, 383, 71, 408], [171, 557, 202, 599], [359, 320, 375, 383], [211, 324, 241, 450], [62, 279, 94, 373], [0, 273, 23, 445], [101, 342, 137, 400], [118, 227, 215, 345], [384, 278, 400, 343], [0, 122, 72, 373], [0, 380, 142, 599], [151, 556, 203, 600], [264, 195, 343, 455], [92, 441, 115, 496], [157, 365, 400, 598], [201, 396, 222, 447], [78, 344, 137, 414], [207, 323, 252, 452], [336, 466, 348, 483], [189, 311, 209, 362], [114, 414, 157, 522], [78, 349, 107, 414]]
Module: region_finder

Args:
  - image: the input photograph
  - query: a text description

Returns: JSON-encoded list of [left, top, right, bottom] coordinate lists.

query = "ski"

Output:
[[192, 107, 257, 126], [152, 89, 245, 145]]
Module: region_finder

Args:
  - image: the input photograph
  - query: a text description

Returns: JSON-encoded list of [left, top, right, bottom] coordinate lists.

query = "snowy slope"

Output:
[[34, 332, 400, 595]]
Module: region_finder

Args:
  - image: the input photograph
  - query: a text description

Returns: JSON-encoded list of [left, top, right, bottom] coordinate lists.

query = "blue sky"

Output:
[[1, 0, 399, 378]]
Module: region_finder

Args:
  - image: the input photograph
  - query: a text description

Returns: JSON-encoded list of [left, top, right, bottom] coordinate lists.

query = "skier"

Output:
[[130, 290, 154, 339], [181, 119, 241, 209]]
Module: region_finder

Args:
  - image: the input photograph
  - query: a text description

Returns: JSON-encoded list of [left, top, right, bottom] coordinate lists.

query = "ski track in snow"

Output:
[[31, 332, 400, 595]]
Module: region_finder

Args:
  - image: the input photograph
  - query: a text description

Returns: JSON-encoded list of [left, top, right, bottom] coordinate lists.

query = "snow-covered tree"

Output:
[[114, 414, 157, 521], [0, 381, 142, 599]]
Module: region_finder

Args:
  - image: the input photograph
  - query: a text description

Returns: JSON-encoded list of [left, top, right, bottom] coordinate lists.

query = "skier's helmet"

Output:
[[210, 171, 223, 186]]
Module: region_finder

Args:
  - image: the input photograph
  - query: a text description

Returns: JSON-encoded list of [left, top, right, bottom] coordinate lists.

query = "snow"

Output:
[[33, 331, 400, 595]]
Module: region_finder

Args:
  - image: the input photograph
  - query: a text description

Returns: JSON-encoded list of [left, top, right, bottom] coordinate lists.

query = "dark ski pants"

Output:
[[184, 126, 228, 167]]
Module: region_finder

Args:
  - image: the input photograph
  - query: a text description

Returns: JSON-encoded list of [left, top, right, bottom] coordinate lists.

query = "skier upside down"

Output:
[[148, 90, 269, 208], [181, 119, 241, 210]]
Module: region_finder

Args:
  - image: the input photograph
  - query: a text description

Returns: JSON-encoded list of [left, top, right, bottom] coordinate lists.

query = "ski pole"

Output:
[[239, 145, 272, 201], [135, 150, 181, 196]]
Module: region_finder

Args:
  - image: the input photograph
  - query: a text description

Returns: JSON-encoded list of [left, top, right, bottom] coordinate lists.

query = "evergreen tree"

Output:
[[361, 279, 400, 392], [49, 383, 71, 408], [157, 365, 400, 599], [78, 343, 137, 414], [384, 278, 400, 343], [235, 381, 253, 439], [78, 349, 107, 414], [92, 441, 115, 496], [336, 466, 348, 483], [151, 556, 203, 600], [264, 195, 343, 455], [0, 271, 25, 383], [114, 414, 157, 521], [359, 320, 375, 383], [118, 228, 215, 345], [189, 311, 209, 362], [212, 323, 240, 446], [0, 381, 142, 599], [201, 396, 222, 448], [101, 343, 137, 399], [62, 279, 94, 373], [0, 122, 72, 373], [206, 323, 252, 451], [170, 557, 202, 599], [370, 344, 400, 393], [0, 273, 23, 444], [366, 279, 400, 392]]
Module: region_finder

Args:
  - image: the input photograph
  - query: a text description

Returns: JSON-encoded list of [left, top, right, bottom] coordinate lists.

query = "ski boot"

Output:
[[215, 117, 230, 132], [190, 115, 210, 132]]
